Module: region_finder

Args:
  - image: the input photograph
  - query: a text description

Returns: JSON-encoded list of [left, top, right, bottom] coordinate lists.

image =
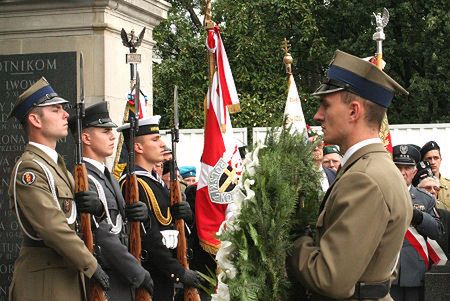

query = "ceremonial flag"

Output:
[[113, 91, 148, 179], [196, 25, 242, 254], [283, 74, 307, 137]]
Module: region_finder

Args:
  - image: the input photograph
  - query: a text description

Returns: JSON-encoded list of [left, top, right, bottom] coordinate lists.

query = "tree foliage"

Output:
[[153, 0, 450, 129]]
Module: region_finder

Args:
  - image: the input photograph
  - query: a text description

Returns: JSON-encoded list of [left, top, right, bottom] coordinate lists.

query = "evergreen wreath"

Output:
[[214, 126, 322, 301]]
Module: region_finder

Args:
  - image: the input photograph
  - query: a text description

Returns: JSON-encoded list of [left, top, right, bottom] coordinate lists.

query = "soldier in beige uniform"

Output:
[[7, 78, 109, 301], [289, 50, 412, 300], [420, 141, 450, 210]]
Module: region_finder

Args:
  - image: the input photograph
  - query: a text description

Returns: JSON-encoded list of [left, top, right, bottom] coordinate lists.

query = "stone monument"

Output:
[[0, 1, 170, 299]]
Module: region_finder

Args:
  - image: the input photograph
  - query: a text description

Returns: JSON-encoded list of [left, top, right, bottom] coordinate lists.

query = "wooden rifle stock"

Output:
[[170, 178, 201, 301], [125, 173, 153, 301], [74, 164, 108, 301]]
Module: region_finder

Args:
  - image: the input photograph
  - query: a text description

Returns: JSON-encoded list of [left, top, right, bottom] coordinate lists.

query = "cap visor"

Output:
[[36, 96, 69, 106], [393, 160, 416, 166], [95, 121, 118, 128], [312, 84, 344, 97]]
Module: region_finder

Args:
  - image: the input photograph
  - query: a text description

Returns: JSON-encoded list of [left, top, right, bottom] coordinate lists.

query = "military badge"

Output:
[[413, 203, 425, 211], [399, 145, 408, 155], [63, 199, 72, 213], [208, 148, 243, 204], [21, 171, 36, 185]]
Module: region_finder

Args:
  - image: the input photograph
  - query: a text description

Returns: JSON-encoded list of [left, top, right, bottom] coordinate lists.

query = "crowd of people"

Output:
[[6, 49, 450, 301]]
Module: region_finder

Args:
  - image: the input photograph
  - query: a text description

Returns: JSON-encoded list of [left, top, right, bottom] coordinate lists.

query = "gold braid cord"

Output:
[[137, 178, 173, 226], [120, 178, 173, 225]]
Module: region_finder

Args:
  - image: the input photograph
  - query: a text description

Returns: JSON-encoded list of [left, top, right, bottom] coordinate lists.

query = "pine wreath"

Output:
[[214, 126, 322, 301]]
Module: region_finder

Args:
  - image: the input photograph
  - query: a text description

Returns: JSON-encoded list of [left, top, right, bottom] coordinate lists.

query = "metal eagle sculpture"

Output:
[[121, 28, 146, 53]]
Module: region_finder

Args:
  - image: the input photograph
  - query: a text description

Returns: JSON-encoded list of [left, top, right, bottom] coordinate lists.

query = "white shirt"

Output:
[[340, 138, 382, 167], [29, 142, 58, 164], [319, 165, 330, 192], [83, 157, 106, 173]]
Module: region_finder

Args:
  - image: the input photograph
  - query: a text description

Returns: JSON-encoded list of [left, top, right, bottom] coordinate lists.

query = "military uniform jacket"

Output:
[[290, 143, 412, 300], [394, 186, 444, 287], [120, 166, 184, 301], [8, 144, 97, 301], [437, 175, 450, 210], [85, 161, 146, 301]]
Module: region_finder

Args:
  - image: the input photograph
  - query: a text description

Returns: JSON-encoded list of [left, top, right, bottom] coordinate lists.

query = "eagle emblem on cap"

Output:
[[21, 171, 36, 185], [400, 145, 408, 155]]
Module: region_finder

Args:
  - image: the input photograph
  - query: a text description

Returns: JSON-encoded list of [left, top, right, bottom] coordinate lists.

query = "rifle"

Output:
[[169, 86, 201, 301], [73, 52, 108, 301], [124, 72, 153, 301]]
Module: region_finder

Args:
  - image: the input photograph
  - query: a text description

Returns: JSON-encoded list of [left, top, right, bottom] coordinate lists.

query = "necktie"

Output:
[[104, 167, 112, 184]]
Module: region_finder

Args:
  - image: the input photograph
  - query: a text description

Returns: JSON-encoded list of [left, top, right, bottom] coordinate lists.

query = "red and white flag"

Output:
[[405, 227, 447, 267], [196, 26, 242, 254]]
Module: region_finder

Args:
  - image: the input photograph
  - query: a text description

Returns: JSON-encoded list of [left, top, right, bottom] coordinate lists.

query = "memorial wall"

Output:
[[0, 52, 77, 299], [0, 1, 170, 298]]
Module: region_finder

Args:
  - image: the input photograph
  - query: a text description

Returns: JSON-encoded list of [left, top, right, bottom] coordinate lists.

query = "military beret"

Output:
[[323, 145, 341, 156], [420, 141, 440, 160], [68, 101, 117, 133], [117, 115, 161, 142], [8, 77, 69, 123], [179, 166, 196, 179], [412, 160, 434, 187], [393, 144, 421, 166], [312, 50, 408, 108]]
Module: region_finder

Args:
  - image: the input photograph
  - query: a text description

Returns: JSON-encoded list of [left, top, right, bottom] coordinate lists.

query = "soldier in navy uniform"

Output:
[[117, 116, 201, 301], [390, 144, 444, 301], [68, 102, 154, 300]]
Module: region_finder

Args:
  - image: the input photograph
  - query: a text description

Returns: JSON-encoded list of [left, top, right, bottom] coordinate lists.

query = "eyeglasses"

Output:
[[421, 185, 440, 192]]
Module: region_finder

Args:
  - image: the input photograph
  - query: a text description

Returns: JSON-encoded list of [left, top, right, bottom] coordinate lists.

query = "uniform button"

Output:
[[171, 273, 175, 278], [176, 277, 179, 282]]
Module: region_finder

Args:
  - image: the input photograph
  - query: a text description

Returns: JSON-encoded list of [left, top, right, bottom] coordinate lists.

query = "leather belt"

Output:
[[351, 279, 390, 299], [23, 236, 48, 248], [309, 279, 390, 300]]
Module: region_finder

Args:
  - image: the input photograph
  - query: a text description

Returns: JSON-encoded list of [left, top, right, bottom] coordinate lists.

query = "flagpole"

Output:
[[281, 38, 293, 87], [204, 0, 216, 84], [204, 0, 216, 123], [372, 8, 393, 154]]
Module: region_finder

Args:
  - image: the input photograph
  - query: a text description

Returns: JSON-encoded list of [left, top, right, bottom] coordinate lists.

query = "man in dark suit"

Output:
[[117, 116, 201, 301], [289, 50, 412, 300], [390, 144, 444, 301], [69, 102, 153, 300]]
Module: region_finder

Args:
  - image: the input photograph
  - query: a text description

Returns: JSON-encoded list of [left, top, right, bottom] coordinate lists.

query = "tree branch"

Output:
[[180, 0, 203, 30]]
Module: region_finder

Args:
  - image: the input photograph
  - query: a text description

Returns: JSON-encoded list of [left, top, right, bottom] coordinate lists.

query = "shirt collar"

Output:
[[29, 141, 58, 163], [340, 138, 382, 167], [83, 157, 106, 173]]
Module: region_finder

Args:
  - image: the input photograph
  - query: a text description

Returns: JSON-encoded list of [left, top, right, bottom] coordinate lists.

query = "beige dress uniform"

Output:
[[8, 144, 97, 301], [290, 143, 412, 300], [438, 175, 450, 210]]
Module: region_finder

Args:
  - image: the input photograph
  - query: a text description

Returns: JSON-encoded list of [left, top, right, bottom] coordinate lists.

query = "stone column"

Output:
[[0, 1, 170, 299]]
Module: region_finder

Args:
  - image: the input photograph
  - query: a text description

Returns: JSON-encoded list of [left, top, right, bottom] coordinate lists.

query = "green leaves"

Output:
[[153, 0, 449, 129]]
